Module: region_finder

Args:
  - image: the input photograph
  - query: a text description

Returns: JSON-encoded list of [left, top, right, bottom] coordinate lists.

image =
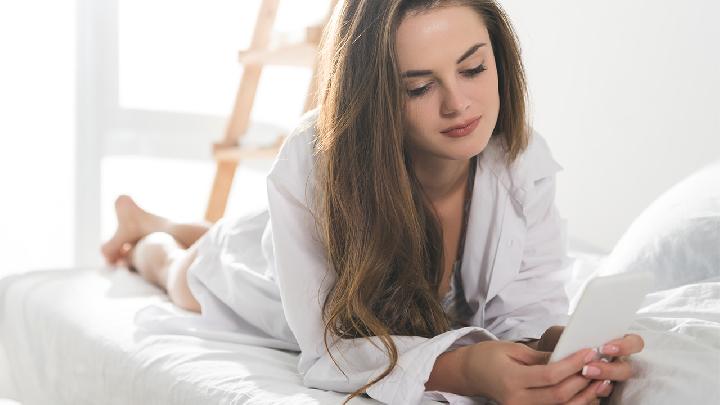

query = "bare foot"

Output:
[[101, 195, 168, 265]]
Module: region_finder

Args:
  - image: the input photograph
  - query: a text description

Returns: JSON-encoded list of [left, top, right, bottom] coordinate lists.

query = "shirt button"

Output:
[[508, 239, 514, 247]]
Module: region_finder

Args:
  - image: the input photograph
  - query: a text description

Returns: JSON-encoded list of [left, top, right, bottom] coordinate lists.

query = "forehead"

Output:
[[395, 5, 490, 69]]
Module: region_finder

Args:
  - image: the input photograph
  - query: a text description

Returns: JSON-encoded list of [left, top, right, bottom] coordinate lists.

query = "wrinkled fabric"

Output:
[[607, 277, 720, 405]]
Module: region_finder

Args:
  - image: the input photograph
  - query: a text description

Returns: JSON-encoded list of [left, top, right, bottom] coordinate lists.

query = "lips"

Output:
[[440, 116, 481, 138]]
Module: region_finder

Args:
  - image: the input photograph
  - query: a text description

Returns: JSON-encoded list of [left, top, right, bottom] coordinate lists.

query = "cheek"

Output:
[[469, 73, 499, 106], [488, 66, 501, 107], [404, 99, 434, 135]]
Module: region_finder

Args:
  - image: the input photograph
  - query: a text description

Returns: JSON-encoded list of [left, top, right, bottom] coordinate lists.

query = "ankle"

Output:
[[140, 213, 171, 237]]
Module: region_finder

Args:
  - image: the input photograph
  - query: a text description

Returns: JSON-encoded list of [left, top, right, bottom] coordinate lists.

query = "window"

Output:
[[76, 0, 331, 266]]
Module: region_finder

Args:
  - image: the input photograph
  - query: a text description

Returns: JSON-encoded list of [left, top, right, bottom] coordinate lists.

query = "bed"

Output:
[[2, 257, 718, 404], [1, 162, 718, 404], [0, 267, 384, 404]]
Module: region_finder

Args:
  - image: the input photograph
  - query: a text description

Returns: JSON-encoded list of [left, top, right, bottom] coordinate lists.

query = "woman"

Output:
[[102, 1, 644, 404]]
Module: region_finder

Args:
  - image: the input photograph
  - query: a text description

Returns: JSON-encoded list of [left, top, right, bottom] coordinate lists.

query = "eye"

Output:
[[407, 83, 432, 98], [462, 63, 487, 78]]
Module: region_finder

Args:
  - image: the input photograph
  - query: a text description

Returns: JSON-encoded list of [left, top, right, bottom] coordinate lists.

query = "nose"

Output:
[[440, 80, 470, 117]]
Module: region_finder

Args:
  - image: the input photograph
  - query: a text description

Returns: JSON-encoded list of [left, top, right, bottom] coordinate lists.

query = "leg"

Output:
[[101, 195, 211, 265], [129, 232, 201, 312]]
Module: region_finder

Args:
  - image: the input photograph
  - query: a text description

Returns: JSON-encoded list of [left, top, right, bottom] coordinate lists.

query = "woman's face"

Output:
[[396, 5, 500, 162]]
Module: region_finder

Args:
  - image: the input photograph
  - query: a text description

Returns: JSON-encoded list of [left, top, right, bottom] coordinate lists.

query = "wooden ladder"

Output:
[[204, 0, 337, 223]]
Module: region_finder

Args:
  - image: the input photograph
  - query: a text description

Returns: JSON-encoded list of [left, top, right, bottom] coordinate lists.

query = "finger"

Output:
[[600, 333, 645, 356], [521, 348, 595, 388], [597, 379, 614, 397], [526, 375, 592, 404], [508, 342, 551, 365], [582, 358, 635, 381], [565, 379, 606, 405]]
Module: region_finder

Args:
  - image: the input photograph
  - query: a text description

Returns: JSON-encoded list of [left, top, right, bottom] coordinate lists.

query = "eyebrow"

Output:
[[401, 42, 487, 78]]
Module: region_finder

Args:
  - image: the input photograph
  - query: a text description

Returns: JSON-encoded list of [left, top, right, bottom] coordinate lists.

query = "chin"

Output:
[[471, 133, 492, 153], [454, 132, 491, 159], [426, 134, 489, 161]]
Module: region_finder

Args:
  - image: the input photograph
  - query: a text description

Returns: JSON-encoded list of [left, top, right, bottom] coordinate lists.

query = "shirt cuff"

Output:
[[366, 327, 497, 405]]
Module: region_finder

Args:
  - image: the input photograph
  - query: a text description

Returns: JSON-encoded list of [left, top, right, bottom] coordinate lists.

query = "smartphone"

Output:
[[549, 271, 655, 363]]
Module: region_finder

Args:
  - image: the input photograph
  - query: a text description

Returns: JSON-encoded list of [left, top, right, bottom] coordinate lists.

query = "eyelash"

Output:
[[407, 63, 488, 98]]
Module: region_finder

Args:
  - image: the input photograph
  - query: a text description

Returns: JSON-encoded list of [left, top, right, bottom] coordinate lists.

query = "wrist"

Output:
[[426, 345, 474, 396], [455, 345, 473, 393]]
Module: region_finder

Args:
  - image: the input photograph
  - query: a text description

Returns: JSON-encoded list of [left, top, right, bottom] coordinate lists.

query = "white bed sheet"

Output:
[[610, 277, 720, 404], [0, 269, 387, 405], [1, 256, 719, 404]]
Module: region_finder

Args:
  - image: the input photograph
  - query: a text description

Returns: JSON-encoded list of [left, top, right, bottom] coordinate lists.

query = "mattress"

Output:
[[1, 259, 719, 404], [0, 268, 386, 404]]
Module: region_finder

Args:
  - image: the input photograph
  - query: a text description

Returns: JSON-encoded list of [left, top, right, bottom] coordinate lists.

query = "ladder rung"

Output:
[[213, 145, 280, 161], [238, 42, 317, 67], [213, 137, 285, 161]]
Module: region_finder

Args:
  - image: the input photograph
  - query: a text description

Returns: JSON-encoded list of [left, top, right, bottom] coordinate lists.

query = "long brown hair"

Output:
[[312, 0, 529, 400]]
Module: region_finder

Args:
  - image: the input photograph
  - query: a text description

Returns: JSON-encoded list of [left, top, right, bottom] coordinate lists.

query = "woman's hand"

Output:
[[458, 340, 608, 404], [521, 327, 645, 400], [578, 334, 645, 398]]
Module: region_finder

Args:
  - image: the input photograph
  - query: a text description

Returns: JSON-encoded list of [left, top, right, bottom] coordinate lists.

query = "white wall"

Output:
[[501, 0, 720, 252], [0, 1, 75, 274], [2, 1, 717, 272], [74, 0, 322, 267]]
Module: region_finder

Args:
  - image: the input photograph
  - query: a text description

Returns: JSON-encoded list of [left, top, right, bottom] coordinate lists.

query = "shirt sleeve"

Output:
[[483, 135, 572, 343], [266, 115, 498, 405]]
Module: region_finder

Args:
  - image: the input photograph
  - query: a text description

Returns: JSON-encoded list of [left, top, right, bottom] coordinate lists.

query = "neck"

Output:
[[412, 150, 472, 202]]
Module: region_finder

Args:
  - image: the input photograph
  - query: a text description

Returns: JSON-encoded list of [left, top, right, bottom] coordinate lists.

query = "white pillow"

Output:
[[600, 161, 720, 291]]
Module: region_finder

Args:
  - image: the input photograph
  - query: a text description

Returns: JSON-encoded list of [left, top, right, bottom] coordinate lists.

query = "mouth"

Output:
[[440, 116, 481, 138]]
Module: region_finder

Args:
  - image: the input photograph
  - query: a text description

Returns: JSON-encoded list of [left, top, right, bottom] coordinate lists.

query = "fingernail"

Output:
[[584, 348, 599, 363], [582, 365, 601, 377], [602, 344, 619, 355], [596, 379, 612, 394]]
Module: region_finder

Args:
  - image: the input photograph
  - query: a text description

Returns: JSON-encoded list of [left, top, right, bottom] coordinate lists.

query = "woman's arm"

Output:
[[425, 346, 473, 395], [426, 340, 607, 404]]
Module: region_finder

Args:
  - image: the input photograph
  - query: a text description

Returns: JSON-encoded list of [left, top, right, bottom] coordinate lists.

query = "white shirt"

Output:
[[183, 109, 571, 404]]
